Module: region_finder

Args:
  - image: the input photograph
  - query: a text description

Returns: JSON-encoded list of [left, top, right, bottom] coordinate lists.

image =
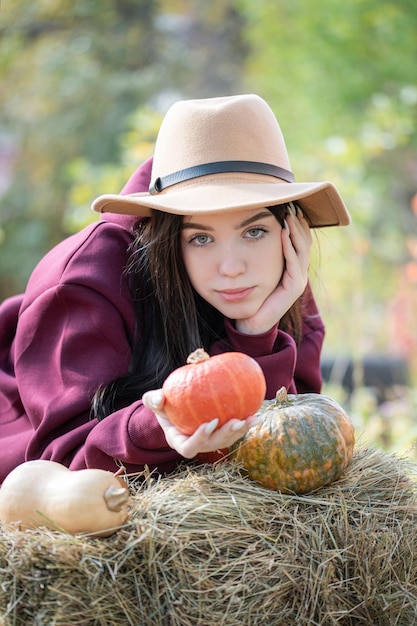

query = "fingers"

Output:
[[279, 206, 312, 304], [286, 202, 312, 244], [142, 389, 164, 411], [283, 203, 312, 270], [160, 412, 256, 459], [288, 201, 302, 218], [179, 416, 254, 459]]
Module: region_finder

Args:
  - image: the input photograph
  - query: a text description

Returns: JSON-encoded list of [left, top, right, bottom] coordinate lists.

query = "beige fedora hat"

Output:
[[92, 94, 351, 228]]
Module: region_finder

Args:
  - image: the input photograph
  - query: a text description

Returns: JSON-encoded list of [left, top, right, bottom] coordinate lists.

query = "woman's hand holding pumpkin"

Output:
[[235, 207, 312, 335], [142, 390, 259, 458]]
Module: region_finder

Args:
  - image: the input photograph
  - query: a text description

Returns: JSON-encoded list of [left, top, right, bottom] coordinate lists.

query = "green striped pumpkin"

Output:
[[232, 387, 355, 494]]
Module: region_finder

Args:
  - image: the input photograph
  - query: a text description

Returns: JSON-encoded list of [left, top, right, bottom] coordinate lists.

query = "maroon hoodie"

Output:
[[0, 157, 324, 482]]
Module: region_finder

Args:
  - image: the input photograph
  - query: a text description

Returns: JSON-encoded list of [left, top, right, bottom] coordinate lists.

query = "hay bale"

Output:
[[1, 446, 417, 625]]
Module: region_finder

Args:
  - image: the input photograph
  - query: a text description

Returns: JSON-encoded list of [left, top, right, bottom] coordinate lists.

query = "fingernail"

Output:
[[283, 218, 290, 232], [205, 418, 219, 435], [150, 392, 163, 408], [287, 202, 295, 217], [231, 420, 246, 431], [247, 416, 263, 428], [297, 206, 304, 218]]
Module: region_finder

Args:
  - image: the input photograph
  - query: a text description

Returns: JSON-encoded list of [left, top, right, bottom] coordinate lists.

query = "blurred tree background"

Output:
[[1, 1, 417, 450]]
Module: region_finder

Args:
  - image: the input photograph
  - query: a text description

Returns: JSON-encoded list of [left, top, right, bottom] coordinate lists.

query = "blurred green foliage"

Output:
[[0, 0, 246, 295], [323, 381, 417, 461], [1, 0, 416, 385], [237, 0, 417, 377]]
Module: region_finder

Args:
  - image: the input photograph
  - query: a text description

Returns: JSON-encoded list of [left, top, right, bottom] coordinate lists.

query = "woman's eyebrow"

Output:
[[182, 221, 214, 231], [182, 211, 273, 232], [237, 211, 273, 229]]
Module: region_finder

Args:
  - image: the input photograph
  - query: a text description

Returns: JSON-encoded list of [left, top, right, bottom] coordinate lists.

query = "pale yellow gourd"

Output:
[[0, 460, 130, 536]]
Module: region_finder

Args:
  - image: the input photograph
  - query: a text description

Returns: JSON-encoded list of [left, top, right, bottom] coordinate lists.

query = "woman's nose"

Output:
[[218, 246, 246, 277]]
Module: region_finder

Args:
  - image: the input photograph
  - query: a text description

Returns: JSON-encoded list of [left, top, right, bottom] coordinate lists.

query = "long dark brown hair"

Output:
[[92, 203, 305, 420]]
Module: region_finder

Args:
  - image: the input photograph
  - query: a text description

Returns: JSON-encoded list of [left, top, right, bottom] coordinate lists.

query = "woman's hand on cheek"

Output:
[[142, 390, 259, 458], [279, 206, 312, 302], [235, 208, 312, 335]]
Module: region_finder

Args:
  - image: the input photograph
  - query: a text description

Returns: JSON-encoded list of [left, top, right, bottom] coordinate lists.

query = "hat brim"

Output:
[[92, 178, 351, 228]]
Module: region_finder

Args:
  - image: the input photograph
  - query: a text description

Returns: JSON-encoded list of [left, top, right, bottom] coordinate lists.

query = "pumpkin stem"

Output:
[[275, 386, 289, 404], [186, 348, 210, 365], [103, 485, 129, 512]]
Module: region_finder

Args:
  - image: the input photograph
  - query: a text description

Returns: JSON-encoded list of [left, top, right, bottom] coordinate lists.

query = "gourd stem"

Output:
[[186, 348, 210, 365], [103, 486, 129, 512]]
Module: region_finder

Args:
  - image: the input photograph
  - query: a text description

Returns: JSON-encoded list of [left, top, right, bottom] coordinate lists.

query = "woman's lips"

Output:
[[216, 287, 254, 302]]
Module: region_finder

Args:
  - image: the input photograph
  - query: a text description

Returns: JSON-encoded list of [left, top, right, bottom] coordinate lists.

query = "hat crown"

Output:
[[151, 94, 292, 180], [92, 93, 351, 228]]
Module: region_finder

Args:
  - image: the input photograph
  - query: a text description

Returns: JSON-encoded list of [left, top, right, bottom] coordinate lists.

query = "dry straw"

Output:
[[1, 446, 417, 625]]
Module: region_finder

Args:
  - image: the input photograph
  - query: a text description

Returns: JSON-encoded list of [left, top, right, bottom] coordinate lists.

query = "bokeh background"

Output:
[[1, 0, 416, 455]]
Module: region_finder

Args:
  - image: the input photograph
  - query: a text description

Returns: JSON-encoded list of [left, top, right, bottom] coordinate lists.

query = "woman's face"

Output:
[[181, 207, 284, 320]]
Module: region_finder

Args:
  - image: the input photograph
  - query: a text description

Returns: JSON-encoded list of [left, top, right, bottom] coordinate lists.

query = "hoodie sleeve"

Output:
[[9, 156, 182, 476], [14, 219, 182, 475]]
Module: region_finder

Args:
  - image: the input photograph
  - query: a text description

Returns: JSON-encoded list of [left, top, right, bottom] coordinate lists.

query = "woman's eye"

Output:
[[245, 227, 267, 239], [189, 233, 212, 246]]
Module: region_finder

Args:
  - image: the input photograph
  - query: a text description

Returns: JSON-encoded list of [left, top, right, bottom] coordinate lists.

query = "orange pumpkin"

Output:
[[162, 348, 266, 435]]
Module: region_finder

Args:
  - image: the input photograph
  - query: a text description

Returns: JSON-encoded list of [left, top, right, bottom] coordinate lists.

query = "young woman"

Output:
[[0, 94, 350, 482]]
